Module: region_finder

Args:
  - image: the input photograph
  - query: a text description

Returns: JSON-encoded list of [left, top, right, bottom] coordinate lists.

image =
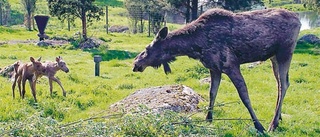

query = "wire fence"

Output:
[[0, 101, 264, 136]]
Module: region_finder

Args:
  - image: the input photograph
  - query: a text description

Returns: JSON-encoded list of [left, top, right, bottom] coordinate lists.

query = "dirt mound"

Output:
[[110, 85, 204, 113], [0, 63, 15, 79]]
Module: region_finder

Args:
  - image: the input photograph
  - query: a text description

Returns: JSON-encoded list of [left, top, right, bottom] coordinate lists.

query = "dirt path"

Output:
[[1, 39, 69, 46]]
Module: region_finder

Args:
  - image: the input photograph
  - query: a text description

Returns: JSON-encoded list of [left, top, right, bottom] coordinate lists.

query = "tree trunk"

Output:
[[191, 0, 198, 21], [81, 0, 88, 41], [81, 0, 87, 40], [82, 15, 87, 40], [27, 12, 32, 31], [0, 3, 2, 26], [185, 0, 190, 23]]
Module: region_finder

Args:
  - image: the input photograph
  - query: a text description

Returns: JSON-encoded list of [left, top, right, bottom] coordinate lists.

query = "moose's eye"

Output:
[[141, 51, 147, 57]]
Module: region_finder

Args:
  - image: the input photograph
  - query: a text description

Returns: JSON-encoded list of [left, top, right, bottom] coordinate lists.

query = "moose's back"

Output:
[[183, 8, 301, 64]]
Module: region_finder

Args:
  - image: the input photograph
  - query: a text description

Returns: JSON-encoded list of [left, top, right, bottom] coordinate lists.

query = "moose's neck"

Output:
[[54, 63, 60, 71], [164, 31, 203, 60]]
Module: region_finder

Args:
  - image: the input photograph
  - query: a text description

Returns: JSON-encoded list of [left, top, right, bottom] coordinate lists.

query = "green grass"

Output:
[[263, 0, 307, 11], [0, 1, 319, 136], [0, 32, 319, 136]]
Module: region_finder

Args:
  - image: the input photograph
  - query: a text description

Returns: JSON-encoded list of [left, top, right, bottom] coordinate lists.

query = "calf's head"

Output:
[[133, 27, 175, 74], [56, 56, 69, 73], [30, 57, 45, 73]]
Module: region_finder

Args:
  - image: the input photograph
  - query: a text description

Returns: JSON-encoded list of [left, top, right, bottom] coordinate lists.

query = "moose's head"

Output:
[[56, 56, 69, 73], [30, 56, 45, 74], [133, 27, 176, 74]]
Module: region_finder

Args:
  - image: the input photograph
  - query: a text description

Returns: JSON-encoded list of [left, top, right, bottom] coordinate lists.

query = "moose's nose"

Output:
[[133, 64, 139, 72], [132, 66, 138, 72]]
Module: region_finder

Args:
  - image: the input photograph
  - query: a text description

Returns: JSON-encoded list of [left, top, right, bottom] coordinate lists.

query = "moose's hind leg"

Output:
[[268, 52, 292, 131]]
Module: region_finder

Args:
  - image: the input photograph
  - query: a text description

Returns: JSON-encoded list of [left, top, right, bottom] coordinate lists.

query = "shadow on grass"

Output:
[[85, 49, 139, 61], [294, 42, 320, 55]]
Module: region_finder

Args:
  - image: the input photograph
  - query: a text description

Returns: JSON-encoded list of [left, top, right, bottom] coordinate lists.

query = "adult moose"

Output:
[[133, 8, 301, 133]]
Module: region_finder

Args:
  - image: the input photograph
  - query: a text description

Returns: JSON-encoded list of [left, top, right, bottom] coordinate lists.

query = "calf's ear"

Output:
[[30, 57, 35, 63], [157, 27, 168, 39], [56, 57, 60, 62]]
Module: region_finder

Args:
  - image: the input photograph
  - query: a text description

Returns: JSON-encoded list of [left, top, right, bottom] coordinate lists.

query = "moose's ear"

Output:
[[30, 57, 35, 62], [37, 57, 42, 61], [56, 57, 60, 62], [157, 27, 168, 39]]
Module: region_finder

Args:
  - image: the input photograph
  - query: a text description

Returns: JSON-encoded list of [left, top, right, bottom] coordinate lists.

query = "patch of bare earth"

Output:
[[2, 39, 69, 46], [110, 85, 204, 113]]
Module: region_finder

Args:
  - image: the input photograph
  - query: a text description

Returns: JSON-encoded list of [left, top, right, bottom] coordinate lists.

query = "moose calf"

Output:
[[12, 57, 45, 102]]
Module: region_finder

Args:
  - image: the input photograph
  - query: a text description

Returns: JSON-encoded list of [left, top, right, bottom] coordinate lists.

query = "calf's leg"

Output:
[[50, 76, 67, 97], [12, 74, 19, 98], [29, 79, 37, 102], [21, 77, 27, 99]]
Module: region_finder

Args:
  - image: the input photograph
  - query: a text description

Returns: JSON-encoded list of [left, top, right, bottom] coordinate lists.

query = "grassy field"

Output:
[[0, 0, 319, 136]]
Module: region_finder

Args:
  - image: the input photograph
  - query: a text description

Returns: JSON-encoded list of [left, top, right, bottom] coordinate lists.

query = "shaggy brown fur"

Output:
[[34, 56, 69, 97], [14, 56, 69, 102], [133, 8, 301, 133], [12, 57, 45, 102]]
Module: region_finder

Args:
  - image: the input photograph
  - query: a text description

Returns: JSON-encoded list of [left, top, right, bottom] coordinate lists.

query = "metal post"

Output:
[[94, 55, 102, 76], [106, 6, 109, 34], [148, 10, 150, 37]]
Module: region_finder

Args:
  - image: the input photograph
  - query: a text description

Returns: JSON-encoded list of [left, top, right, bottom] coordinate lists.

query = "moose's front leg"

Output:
[[51, 76, 67, 97], [225, 66, 265, 133], [206, 70, 221, 122]]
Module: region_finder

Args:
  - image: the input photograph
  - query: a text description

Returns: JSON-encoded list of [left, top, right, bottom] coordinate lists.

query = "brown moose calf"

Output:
[[133, 8, 301, 133], [12, 57, 45, 102]]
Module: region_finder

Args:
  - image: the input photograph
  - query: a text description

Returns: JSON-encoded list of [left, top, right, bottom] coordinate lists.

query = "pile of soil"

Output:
[[109, 85, 204, 113], [0, 63, 15, 79]]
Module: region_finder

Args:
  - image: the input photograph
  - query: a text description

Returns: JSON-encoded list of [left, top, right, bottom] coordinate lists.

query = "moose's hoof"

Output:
[[206, 112, 213, 122], [268, 122, 279, 132], [254, 122, 266, 133]]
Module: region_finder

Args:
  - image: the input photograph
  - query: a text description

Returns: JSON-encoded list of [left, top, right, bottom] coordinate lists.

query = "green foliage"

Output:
[[223, 0, 264, 11], [47, 0, 104, 39], [295, 42, 320, 55], [263, 0, 306, 11], [185, 64, 210, 79], [117, 108, 216, 136], [95, 0, 123, 7], [302, 0, 320, 13]]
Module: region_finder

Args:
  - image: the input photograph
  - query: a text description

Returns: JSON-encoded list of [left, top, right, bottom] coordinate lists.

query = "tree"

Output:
[[167, 0, 198, 23], [222, 0, 263, 11], [147, 0, 168, 34], [124, 0, 147, 33], [0, 0, 10, 26], [124, 0, 167, 34], [21, 0, 36, 31], [303, 0, 320, 13], [47, 0, 104, 40], [202, 0, 263, 11], [191, 0, 198, 21]]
